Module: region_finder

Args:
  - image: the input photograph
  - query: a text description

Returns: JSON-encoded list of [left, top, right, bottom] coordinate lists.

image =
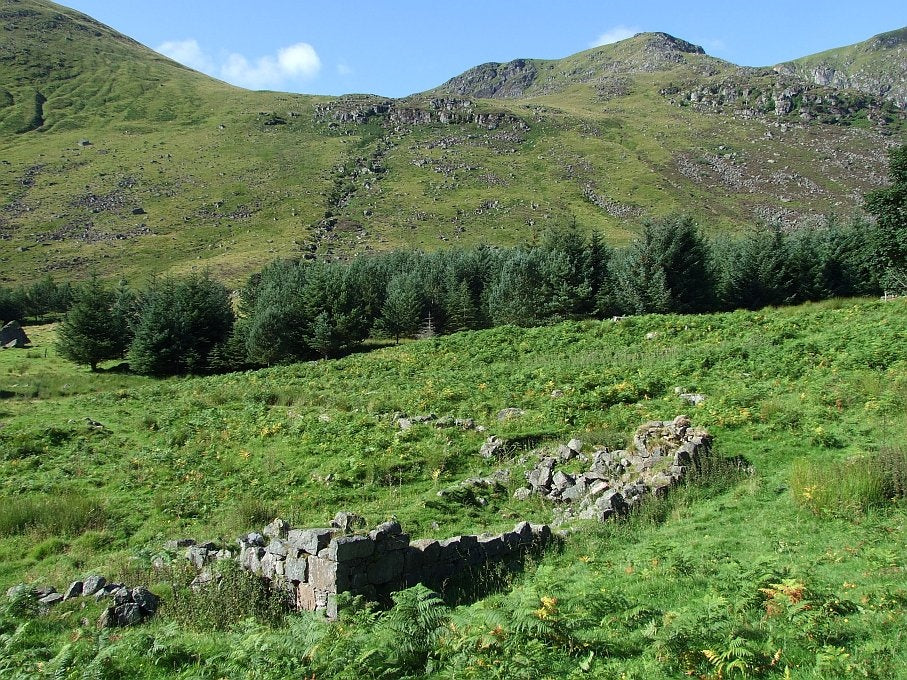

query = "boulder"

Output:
[[39, 592, 64, 606], [131, 587, 159, 615], [63, 581, 83, 601], [287, 528, 335, 555], [0, 321, 30, 348], [496, 407, 525, 421], [82, 575, 106, 597], [479, 435, 505, 459]]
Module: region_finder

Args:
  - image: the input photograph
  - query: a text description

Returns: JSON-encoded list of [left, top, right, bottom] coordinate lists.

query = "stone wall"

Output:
[[180, 416, 711, 618], [233, 519, 552, 617]]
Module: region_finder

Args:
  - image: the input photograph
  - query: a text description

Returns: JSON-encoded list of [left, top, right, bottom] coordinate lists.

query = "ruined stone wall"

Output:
[[235, 519, 552, 617]]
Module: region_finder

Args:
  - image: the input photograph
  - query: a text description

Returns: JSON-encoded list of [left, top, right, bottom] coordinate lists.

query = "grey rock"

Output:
[[557, 444, 575, 462], [263, 518, 290, 540], [98, 606, 117, 628], [567, 438, 584, 453], [561, 478, 588, 502], [370, 520, 402, 539], [6, 584, 33, 600], [63, 581, 83, 601], [479, 435, 505, 459], [186, 545, 209, 569], [131, 587, 159, 615], [679, 393, 705, 405], [115, 602, 143, 626], [496, 407, 525, 421], [367, 550, 405, 585], [287, 528, 335, 555], [112, 587, 131, 606], [327, 535, 374, 562], [552, 470, 573, 491], [0, 321, 30, 349], [285, 555, 308, 582], [82, 575, 106, 597], [39, 592, 64, 606], [266, 539, 289, 557], [331, 511, 366, 533], [242, 532, 267, 547], [513, 487, 532, 501], [260, 552, 278, 579], [164, 538, 196, 551]]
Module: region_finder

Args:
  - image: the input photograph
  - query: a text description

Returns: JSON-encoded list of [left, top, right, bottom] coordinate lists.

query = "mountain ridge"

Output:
[[0, 1, 904, 286]]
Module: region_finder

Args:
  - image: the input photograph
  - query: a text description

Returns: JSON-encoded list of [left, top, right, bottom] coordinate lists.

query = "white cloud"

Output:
[[155, 39, 321, 90], [337, 63, 353, 76], [156, 39, 214, 72], [221, 42, 321, 89], [590, 25, 639, 47]]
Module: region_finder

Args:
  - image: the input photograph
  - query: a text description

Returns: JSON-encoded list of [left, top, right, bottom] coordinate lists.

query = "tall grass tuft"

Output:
[[0, 493, 107, 537], [790, 457, 888, 517], [878, 445, 907, 499]]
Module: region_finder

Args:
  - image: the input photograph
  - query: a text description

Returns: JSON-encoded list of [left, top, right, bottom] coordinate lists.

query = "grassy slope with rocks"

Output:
[[0, 298, 906, 677], [0, 1, 904, 286], [780, 27, 907, 108]]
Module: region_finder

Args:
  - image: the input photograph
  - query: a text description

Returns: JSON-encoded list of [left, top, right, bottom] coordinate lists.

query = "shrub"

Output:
[[164, 561, 290, 630]]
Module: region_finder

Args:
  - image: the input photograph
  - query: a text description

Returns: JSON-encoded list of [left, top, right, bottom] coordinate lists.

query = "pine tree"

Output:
[[376, 273, 422, 343], [56, 276, 129, 371], [865, 145, 907, 291], [129, 274, 233, 376]]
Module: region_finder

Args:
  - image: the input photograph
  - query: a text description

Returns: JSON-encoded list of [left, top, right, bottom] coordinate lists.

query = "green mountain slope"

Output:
[[0, 2, 904, 286]]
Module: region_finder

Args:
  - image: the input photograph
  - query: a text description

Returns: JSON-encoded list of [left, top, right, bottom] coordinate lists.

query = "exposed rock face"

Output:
[[313, 96, 529, 131], [774, 27, 907, 109], [436, 59, 540, 99], [662, 75, 903, 127], [0, 321, 30, 348]]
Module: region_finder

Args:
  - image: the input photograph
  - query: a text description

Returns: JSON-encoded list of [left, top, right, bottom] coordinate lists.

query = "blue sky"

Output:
[[61, 1, 906, 97]]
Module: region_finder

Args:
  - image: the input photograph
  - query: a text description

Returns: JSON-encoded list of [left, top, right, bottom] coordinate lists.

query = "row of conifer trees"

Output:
[[47, 213, 884, 375]]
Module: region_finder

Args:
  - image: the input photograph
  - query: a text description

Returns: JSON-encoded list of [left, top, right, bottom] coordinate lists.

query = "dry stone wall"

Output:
[[231, 518, 552, 618], [179, 416, 711, 618]]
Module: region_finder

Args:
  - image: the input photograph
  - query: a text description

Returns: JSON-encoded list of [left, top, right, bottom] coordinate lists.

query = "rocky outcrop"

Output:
[[663, 74, 905, 126], [313, 96, 529, 131], [774, 27, 907, 109]]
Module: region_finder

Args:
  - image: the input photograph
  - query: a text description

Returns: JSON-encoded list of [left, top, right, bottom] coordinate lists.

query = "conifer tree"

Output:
[[377, 273, 422, 343], [56, 276, 129, 371], [865, 145, 907, 291]]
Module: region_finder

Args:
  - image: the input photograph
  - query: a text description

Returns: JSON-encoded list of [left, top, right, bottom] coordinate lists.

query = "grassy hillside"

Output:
[[1, 298, 906, 676], [0, 1, 903, 287]]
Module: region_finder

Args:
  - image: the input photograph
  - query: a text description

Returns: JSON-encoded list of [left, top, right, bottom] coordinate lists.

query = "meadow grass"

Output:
[[0, 298, 905, 677]]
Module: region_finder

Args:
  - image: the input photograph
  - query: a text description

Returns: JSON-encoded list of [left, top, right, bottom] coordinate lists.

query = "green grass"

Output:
[[0, 298, 906, 676]]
